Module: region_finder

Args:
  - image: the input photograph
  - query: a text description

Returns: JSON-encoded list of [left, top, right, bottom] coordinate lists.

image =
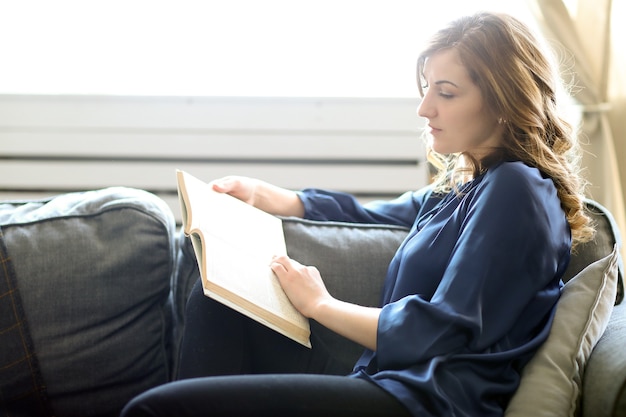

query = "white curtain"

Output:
[[528, 0, 626, 259]]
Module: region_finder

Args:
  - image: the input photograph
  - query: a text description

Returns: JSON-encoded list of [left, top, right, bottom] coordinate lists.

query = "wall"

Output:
[[0, 95, 429, 221]]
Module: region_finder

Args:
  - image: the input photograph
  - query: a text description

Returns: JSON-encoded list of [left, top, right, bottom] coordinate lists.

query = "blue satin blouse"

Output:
[[297, 161, 571, 417]]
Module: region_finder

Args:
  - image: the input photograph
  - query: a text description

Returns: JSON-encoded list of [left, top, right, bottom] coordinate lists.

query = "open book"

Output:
[[176, 170, 311, 348]]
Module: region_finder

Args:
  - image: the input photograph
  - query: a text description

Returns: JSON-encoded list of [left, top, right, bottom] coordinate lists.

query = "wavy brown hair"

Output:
[[417, 12, 594, 248]]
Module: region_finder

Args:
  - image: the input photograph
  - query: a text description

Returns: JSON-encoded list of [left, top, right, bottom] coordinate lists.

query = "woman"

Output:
[[122, 11, 594, 417]]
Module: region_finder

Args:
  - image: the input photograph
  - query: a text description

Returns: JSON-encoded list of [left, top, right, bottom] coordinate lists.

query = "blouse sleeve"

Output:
[[296, 187, 434, 227], [375, 164, 571, 369]]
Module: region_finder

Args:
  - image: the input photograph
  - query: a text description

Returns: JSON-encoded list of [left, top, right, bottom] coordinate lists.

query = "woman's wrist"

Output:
[[255, 182, 304, 218], [311, 297, 380, 351]]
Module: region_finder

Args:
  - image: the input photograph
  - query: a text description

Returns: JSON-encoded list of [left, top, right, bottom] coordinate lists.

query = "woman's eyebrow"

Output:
[[434, 80, 459, 88]]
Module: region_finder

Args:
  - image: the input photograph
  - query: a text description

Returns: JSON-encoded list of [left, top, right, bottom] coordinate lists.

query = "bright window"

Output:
[[0, 0, 533, 97]]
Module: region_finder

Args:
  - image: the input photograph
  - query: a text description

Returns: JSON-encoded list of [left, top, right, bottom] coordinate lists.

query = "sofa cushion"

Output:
[[0, 188, 176, 417], [505, 245, 619, 417]]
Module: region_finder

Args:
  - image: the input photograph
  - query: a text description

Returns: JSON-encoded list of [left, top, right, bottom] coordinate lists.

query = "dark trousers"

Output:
[[121, 279, 411, 417]]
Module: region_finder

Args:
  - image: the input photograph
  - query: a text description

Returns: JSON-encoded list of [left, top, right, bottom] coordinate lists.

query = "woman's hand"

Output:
[[210, 176, 258, 205], [210, 176, 305, 218], [270, 254, 381, 351], [270, 255, 331, 318]]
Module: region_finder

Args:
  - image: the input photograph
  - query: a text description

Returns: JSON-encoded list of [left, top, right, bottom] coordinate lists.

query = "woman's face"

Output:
[[417, 48, 503, 159]]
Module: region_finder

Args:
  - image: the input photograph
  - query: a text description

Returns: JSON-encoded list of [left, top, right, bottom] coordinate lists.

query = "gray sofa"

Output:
[[0, 187, 623, 417]]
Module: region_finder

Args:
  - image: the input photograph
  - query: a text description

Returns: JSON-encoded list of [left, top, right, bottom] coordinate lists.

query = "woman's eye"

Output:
[[439, 91, 454, 99]]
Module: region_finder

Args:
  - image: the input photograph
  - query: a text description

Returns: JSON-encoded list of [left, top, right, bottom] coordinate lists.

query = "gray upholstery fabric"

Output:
[[171, 229, 202, 378], [0, 188, 177, 417], [583, 303, 626, 417], [563, 199, 624, 304]]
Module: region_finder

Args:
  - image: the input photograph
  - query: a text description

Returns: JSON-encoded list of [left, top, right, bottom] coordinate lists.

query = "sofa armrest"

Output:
[[0, 187, 177, 417], [583, 303, 626, 417]]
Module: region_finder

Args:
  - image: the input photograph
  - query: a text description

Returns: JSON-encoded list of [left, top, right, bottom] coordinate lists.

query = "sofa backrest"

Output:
[[562, 199, 624, 305]]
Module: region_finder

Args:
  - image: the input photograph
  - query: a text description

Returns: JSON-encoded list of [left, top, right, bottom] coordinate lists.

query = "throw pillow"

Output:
[[505, 245, 619, 417]]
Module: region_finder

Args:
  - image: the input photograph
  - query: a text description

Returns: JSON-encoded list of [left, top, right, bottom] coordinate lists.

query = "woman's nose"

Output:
[[417, 99, 431, 119]]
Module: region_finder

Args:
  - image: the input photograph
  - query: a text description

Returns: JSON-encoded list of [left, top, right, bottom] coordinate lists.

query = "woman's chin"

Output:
[[431, 144, 455, 155]]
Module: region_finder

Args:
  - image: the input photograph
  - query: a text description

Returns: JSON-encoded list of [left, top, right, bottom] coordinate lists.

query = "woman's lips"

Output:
[[428, 125, 442, 134]]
